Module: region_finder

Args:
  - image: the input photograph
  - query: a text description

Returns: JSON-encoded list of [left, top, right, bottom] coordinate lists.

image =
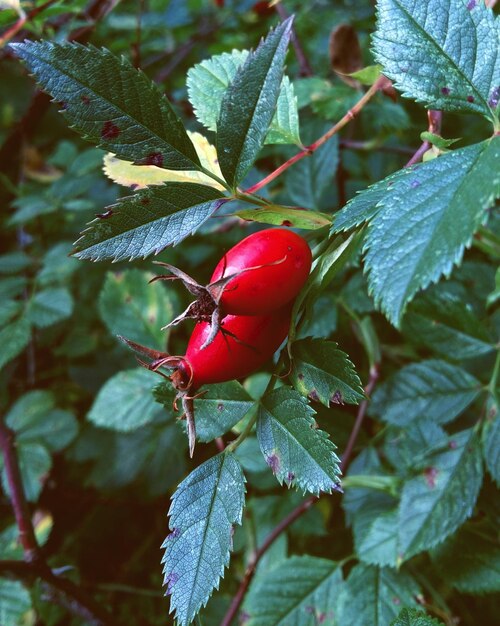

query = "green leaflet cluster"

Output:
[[332, 0, 500, 326]]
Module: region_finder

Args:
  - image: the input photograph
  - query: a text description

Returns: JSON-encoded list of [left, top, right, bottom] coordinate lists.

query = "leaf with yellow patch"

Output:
[[103, 132, 225, 191]]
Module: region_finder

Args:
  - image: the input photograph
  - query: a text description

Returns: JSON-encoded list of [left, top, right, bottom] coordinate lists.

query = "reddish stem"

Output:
[[244, 75, 392, 195], [220, 496, 317, 626], [0, 0, 60, 47], [405, 109, 442, 167], [221, 363, 381, 624], [341, 364, 380, 473], [0, 422, 39, 562], [274, 2, 312, 76]]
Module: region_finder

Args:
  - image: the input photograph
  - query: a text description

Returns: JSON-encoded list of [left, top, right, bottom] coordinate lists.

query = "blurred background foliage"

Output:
[[0, 1, 498, 624]]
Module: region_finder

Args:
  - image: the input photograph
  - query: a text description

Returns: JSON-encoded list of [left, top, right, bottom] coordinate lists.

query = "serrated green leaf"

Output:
[[27, 287, 74, 328], [391, 608, 445, 626], [0, 579, 32, 626], [284, 121, 338, 211], [6, 390, 78, 452], [162, 452, 245, 626], [383, 420, 449, 474], [336, 563, 420, 625], [1, 442, 51, 502], [243, 555, 341, 625], [363, 137, 500, 325], [38, 242, 79, 286], [431, 521, 500, 594], [256, 387, 341, 495], [99, 269, 176, 349], [87, 368, 161, 431], [11, 41, 201, 170], [73, 183, 226, 261], [398, 428, 483, 560], [483, 401, 500, 486], [193, 382, 254, 442], [216, 18, 293, 187], [370, 359, 481, 426], [187, 49, 300, 146], [154, 380, 254, 443], [291, 338, 364, 407], [332, 171, 398, 232], [235, 206, 331, 230], [0, 316, 31, 371], [373, 0, 500, 123], [402, 290, 495, 359]]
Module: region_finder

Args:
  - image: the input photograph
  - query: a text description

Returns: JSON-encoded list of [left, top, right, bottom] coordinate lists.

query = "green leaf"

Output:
[[483, 401, 500, 486], [216, 18, 293, 187], [383, 420, 449, 474], [332, 171, 396, 232], [0, 317, 31, 371], [402, 290, 495, 359], [398, 428, 483, 560], [256, 387, 341, 495], [391, 608, 445, 626], [290, 338, 365, 407], [0, 300, 22, 327], [336, 564, 420, 625], [235, 206, 331, 230], [6, 390, 78, 452], [187, 49, 300, 146], [373, 0, 500, 123], [38, 242, 79, 286], [431, 521, 500, 594], [99, 269, 176, 349], [87, 368, 161, 431], [27, 287, 74, 328], [363, 137, 500, 325], [370, 359, 481, 426], [11, 41, 201, 170], [285, 122, 338, 210], [0, 251, 31, 274], [243, 556, 341, 625], [0, 579, 32, 626], [420, 132, 460, 150], [193, 382, 254, 442], [162, 452, 245, 626], [155, 380, 255, 442], [73, 183, 226, 261], [1, 442, 51, 502], [349, 64, 383, 85]]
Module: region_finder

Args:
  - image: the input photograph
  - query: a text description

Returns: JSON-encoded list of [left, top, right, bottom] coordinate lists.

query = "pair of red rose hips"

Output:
[[123, 227, 312, 455], [180, 227, 312, 389]]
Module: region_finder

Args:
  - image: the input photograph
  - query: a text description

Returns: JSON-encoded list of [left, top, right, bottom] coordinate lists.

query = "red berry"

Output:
[[184, 305, 292, 389], [210, 228, 312, 316]]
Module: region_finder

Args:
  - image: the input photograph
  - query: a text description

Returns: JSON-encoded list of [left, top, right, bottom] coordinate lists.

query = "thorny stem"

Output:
[[405, 109, 442, 167], [244, 75, 392, 196], [220, 496, 317, 626], [274, 2, 312, 77], [0, 0, 60, 48]]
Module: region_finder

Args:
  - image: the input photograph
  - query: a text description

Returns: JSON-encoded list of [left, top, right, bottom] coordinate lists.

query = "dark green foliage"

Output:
[[1, 1, 499, 625]]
